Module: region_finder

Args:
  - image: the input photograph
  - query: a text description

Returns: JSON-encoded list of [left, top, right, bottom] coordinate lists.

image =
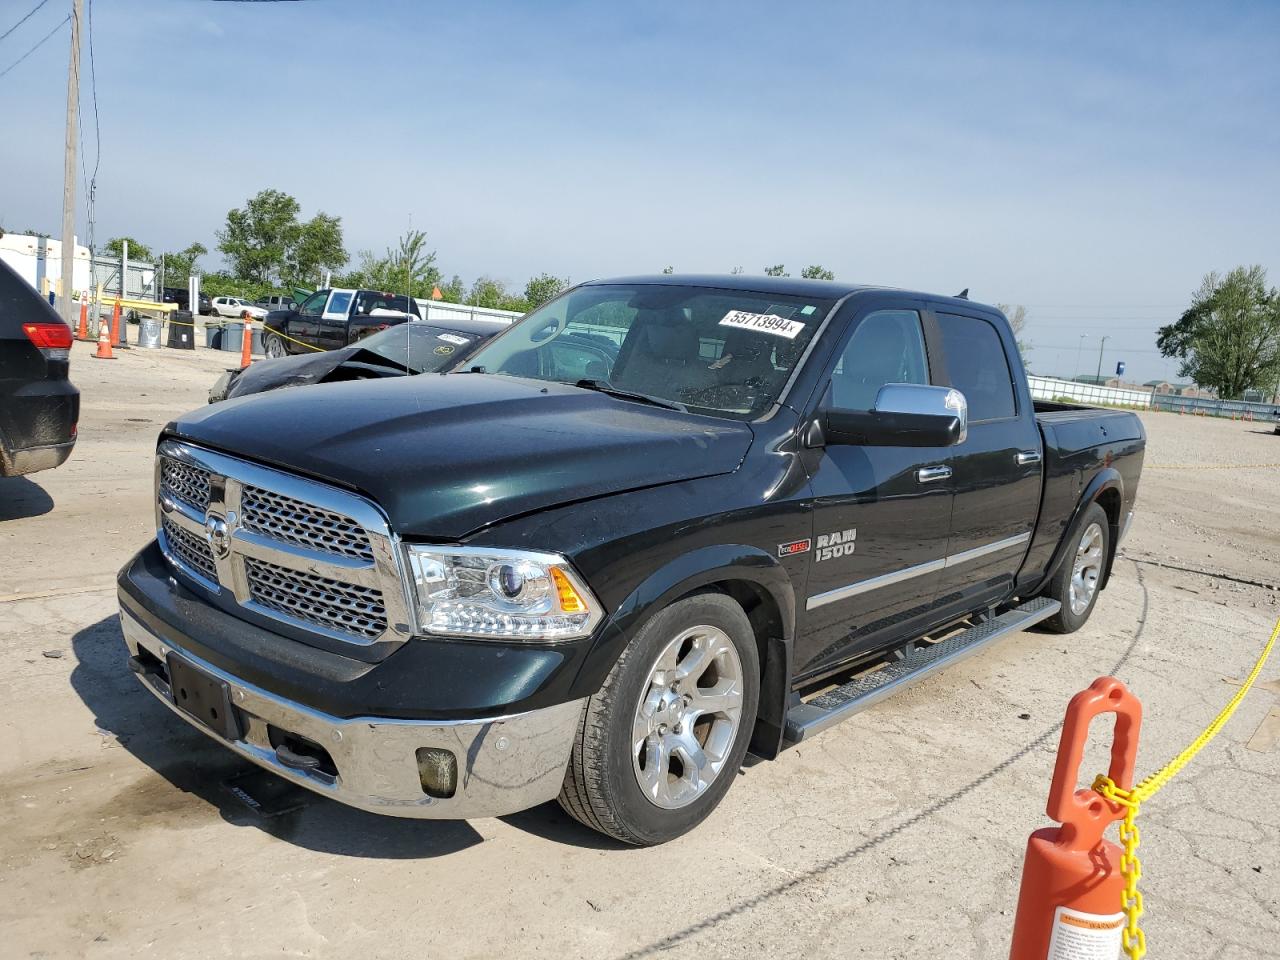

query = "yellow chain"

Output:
[[1093, 616, 1280, 960]]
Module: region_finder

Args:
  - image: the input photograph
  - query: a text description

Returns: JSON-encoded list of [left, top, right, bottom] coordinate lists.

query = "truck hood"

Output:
[[169, 373, 754, 538]]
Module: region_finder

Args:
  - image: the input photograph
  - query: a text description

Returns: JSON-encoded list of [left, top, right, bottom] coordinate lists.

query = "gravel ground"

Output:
[[0, 342, 1277, 959]]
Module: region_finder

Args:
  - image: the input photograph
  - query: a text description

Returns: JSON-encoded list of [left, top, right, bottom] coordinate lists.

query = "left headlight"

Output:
[[405, 546, 603, 641]]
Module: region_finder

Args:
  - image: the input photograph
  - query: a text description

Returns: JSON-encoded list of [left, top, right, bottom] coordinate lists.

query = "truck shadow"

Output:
[[0, 476, 55, 520], [68, 614, 605, 857]]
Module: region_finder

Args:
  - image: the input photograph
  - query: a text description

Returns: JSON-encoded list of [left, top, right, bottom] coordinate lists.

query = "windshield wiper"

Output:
[[574, 378, 688, 413]]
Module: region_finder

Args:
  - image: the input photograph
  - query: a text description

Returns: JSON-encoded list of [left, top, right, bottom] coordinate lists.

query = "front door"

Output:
[[795, 304, 955, 677], [929, 310, 1042, 618], [317, 289, 354, 349], [293, 290, 330, 349]]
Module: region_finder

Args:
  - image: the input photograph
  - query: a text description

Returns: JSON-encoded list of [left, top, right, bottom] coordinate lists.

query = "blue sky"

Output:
[[2, 0, 1277, 382]]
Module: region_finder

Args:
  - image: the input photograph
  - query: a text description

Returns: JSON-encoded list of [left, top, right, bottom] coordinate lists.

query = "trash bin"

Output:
[[138, 316, 164, 349], [204, 320, 223, 349], [221, 321, 264, 356], [222, 321, 244, 353], [167, 311, 195, 350]]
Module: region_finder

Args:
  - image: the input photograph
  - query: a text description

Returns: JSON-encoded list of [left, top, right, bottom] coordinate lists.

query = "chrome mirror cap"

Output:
[[873, 383, 968, 444]]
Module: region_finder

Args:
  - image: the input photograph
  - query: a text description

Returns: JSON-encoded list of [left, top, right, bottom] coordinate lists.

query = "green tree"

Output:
[[801, 264, 835, 280], [338, 230, 440, 296], [104, 236, 154, 263], [995, 303, 1032, 360], [763, 264, 789, 277], [160, 242, 208, 282], [523, 273, 569, 309], [437, 274, 466, 303], [1157, 266, 1280, 399], [289, 212, 347, 287], [217, 189, 346, 286]]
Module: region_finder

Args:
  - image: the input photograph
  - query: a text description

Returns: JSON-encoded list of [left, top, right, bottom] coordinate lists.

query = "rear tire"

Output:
[[264, 333, 288, 359], [558, 592, 760, 845], [1041, 502, 1110, 633]]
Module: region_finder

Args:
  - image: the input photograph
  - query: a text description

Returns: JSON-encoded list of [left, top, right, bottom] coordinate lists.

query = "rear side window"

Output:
[[937, 313, 1016, 421]]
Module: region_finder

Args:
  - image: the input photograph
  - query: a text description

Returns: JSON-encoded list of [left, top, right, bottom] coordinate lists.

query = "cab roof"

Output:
[[584, 274, 999, 316]]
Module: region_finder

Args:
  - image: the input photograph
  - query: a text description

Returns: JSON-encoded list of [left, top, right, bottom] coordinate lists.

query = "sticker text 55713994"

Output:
[[719, 310, 807, 339]]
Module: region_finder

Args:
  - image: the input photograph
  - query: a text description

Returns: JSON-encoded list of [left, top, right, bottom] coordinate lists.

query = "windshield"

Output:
[[357, 323, 485, 374], [462, 283, 836, 419]]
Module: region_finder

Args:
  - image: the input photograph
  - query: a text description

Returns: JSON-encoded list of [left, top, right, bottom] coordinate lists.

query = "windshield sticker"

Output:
[[719, 310, 806, 339], [800, 305, 816, 315], [433, 345, 455, 356], [437, 333, 469, 345]]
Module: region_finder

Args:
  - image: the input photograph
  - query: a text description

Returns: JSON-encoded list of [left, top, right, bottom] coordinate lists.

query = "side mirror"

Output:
[[821, 383, 968, 447]]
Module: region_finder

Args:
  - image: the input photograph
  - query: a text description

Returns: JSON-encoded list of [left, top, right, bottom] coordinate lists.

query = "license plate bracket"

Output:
[[167, 654, 242, 741]]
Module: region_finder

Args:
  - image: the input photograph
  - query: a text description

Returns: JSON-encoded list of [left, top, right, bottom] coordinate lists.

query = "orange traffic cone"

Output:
[[76, 301, 89, 341], [92, 310, 116, 360], [240, 311, 253, 369], [109, 299, 123, 347], [1008, 677, 1141, 959]]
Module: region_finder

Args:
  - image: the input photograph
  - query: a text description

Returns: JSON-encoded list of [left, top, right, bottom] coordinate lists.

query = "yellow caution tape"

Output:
[[1094, 616, 1280, 959], [155, 316, 327, 353]]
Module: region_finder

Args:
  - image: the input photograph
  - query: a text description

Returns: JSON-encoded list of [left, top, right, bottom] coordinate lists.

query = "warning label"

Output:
[[1047, 906, 1124, 960]]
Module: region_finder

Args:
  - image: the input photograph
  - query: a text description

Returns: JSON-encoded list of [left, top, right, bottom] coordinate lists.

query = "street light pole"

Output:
[[1074, 334, 1086, 378], [1094, 335, 1110, 383]]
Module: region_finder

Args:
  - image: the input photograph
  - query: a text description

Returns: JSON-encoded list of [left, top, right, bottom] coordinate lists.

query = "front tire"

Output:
[[264, 332, 288, 359], [558, 592, 760, 845], [1041, 502, 1110, 633]]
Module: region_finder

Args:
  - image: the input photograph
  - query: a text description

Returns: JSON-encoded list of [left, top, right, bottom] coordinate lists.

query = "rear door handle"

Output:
[[1015, 450, 1042, 466], [916, 465, 952, 484]]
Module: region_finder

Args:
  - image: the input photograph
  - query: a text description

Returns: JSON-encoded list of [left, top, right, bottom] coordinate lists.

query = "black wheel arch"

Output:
[[567, 543, 797, 761], [1034, 468, 1125, 597]]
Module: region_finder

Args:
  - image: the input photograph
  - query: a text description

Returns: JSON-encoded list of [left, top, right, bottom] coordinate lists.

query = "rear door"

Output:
[[795, 301, 956, 676], [929, 309, 1041, 617]]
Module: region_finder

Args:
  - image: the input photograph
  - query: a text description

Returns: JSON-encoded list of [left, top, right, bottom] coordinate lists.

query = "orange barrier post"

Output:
[[92, 309, 116, 360], [1009, 677, 1142, 960], [240, 311, 253, 369], [76, 301, 89, 341], [109, 298, 123, 347]]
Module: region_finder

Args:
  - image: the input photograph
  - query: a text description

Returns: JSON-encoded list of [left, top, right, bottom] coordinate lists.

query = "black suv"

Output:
[[0, 259, 79, 476]]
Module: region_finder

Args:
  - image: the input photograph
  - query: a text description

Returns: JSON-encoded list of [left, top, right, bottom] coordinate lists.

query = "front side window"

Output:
[[462, 284, 836, 419], [327, 291, 353, 316], [937, 313, 1016, 421], [299, 291, 328, 315], [829, 309, 929, 410]]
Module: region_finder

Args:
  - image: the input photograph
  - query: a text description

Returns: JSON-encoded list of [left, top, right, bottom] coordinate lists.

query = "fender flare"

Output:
[[567, 543, 798, 758], [1037, 467, 1125, 595]]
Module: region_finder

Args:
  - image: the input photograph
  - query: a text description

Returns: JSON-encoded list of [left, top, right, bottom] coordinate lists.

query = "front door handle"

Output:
[[916, 465, 952, 484], [1015, 450, 1042, 466]]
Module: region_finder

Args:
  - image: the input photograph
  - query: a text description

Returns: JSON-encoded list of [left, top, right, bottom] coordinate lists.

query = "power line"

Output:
[[0, 12, 67, 80], [0, 0, 51, 43]]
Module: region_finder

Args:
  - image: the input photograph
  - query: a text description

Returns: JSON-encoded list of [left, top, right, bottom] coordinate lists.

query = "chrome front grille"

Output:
[[154, 440, 408, 647], [160, 457, 211, 511], [161, 516, 218, 583], [240, 485, 375, 562], [245, 557, 387, 641]]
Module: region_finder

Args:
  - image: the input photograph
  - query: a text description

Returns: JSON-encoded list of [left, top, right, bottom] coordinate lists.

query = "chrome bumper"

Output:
[[120, 611, 584, 819]]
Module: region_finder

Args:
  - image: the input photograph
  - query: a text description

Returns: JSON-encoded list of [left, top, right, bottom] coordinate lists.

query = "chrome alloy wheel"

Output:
[[631, 624, 745, 810], [1069, 522, 1104, 615]]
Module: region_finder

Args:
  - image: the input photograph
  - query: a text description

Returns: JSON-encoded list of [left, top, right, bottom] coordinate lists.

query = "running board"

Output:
[[783, 597, 1061, 744]]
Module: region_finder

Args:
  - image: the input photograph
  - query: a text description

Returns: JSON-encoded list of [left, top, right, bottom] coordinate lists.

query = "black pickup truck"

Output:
[[117, 276, 1144, 845], [261, 287, 421, 358]]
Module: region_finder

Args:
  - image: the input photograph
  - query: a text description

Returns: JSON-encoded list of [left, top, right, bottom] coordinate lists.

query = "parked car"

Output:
[[261, 287, 422, 357], [162, 286, 212, 315], [254, 294, 297, 313], [207, 317, 509, 402], [1273, 407, 1279, 435], [118, 275, 1144, 845], [0, 258, 78, 476], [210, 296, 267, 320]]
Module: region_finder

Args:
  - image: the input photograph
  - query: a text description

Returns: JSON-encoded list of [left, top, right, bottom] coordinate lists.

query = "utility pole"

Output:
[[59, 0, 84, 327], [1074, 334, 1086, 378], [1094, 335, 1110, 383]]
